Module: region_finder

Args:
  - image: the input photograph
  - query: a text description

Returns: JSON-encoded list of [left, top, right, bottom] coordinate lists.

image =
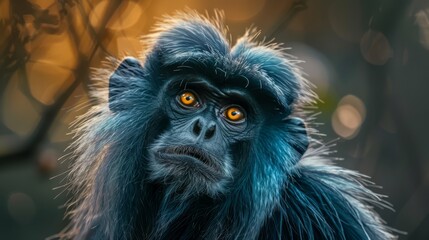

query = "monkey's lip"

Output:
[[155, 146, 222, 176]]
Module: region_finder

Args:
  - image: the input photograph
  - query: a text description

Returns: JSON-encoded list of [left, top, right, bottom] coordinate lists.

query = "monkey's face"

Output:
[[148, 76, 261, 196], [106, 18, 310, 197]]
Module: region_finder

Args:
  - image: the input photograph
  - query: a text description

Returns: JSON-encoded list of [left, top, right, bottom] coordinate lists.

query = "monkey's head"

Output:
[[105, 12, 312, 198], [60, 11, 392, 240], [64, 12, 394, 240]]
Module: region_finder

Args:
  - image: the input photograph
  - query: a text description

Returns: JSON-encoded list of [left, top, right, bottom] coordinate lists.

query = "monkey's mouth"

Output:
[[155, 146, 223, 178]]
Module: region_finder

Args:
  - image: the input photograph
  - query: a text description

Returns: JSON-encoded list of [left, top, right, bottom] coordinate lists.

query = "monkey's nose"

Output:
[[192, 119, 202, 136], [204, 124, 216, 139], [192, 119, 216, 140]]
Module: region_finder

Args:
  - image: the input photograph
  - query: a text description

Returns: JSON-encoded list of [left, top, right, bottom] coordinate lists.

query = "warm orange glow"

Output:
[[26, 62, 73, 105], [107, 2, 142, 30], [49, 85, 90, 143], [115, 36, 142, 56], [2, 73, 41, 137], [89, 0, 109, 31], [29, 31, 78, 69], [0, 0, 10, 20], [28, 0, 55, 9]]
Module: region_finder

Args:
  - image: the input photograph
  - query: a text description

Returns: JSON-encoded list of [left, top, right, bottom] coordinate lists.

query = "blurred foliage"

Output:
[[1, 0, 429, 239]]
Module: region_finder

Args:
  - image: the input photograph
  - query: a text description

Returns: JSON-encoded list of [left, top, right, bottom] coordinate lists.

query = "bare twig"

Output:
[[0, 0, 122, 165]]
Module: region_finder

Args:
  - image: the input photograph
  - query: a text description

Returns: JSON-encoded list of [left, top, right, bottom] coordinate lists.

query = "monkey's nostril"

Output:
[[205, 125, 216, 139], [193, 120, 202, 136]]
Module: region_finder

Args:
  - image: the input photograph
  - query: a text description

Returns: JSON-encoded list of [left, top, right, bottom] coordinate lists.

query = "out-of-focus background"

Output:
[[0, 0, 428, 239]]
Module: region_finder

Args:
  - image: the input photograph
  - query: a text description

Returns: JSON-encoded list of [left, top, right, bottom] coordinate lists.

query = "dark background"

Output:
[[1, 0, 428, 239]]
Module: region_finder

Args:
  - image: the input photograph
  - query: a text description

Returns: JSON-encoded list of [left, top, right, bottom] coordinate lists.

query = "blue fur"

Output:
[[61, 12, 395, 239]]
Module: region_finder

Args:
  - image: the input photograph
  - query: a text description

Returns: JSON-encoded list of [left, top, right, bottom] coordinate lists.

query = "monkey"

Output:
[[60, 11, 396, 240]]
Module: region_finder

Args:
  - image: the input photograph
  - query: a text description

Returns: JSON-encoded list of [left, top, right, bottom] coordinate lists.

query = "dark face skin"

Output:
[[148, 75, 265, 196]]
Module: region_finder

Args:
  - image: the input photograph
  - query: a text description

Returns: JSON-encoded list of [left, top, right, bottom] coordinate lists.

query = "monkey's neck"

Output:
[[137, 182, 266, 240]]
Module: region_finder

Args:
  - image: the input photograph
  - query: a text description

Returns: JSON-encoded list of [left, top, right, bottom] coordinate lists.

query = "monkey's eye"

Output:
[[178, 91, 200, 108], [222, 106, 246, 123]]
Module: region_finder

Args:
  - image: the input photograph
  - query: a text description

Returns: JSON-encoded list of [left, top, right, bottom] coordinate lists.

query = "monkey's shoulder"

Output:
[[259, 162, 394, 240]]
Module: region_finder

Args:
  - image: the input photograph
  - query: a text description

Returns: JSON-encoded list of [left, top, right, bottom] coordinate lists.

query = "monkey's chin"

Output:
[[148, 150, 230, 196]]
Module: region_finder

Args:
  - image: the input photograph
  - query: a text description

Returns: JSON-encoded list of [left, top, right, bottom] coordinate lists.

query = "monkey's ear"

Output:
[[109, 57, 144, 111], [284, 117, 309, 157]]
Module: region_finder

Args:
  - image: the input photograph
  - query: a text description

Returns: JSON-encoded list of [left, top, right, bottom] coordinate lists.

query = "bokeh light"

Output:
[[360, 29, 393, 65], [37, 148, 59, 174], [289, 43, 334, 96], [415, 9, 429, 50], [332, 95, 366, 139], [7, 192, 36, 225]]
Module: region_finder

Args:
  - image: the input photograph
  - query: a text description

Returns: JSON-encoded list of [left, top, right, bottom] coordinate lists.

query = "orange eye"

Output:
[[179, 91, 198, 107], [225, 106, 245, 122]]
